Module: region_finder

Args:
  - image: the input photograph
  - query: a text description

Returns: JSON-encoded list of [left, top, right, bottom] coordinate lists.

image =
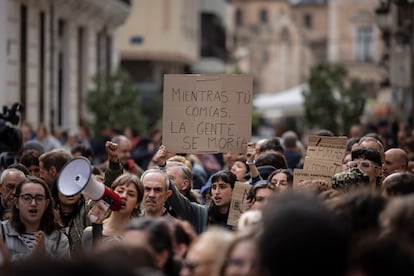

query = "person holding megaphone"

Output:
[[81, 141, 144, 253]]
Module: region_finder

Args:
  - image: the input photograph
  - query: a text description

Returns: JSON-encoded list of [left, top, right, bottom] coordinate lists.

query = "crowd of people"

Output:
[[1, 120, 414, 275]]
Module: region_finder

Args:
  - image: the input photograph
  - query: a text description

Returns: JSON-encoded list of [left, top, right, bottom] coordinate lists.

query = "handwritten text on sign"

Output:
[[162, 74, 253, 153]]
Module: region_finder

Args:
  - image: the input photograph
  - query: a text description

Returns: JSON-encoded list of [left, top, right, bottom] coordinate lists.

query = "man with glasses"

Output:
[[0, 168, 26, 219]]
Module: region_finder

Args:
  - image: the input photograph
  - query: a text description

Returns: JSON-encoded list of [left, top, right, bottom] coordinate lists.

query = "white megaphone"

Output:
[[57, 156, 122, 211]]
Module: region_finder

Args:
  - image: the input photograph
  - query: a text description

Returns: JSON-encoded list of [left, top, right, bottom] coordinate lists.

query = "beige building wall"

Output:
[[228, 0, 311, 94], [1, 0, 129, 132], [292, 4, 327, 42], [328, 0, 383, 63], [291, 3, 328, 64], [119, 0, 199, 63], [328, 0, 386, 88]]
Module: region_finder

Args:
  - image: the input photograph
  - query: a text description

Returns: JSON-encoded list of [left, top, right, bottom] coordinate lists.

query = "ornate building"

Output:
[[227, 0, 315, 94], [229, 0, 387, 124]]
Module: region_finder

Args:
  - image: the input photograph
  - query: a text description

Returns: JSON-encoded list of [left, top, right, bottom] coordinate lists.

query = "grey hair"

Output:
[[166, 161, 193, 188], [0, 168, 26, 183], [140, 168, 169, 191]]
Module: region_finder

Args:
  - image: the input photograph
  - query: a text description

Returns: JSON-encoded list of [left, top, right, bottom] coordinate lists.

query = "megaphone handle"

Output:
[[96, 200, 110, 211], [88, 201, 109, 224]]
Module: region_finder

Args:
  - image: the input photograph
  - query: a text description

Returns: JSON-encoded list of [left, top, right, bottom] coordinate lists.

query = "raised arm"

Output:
[[246, 142, 262, 184], [155, 145, 208, 234], [104, 141, 123, 187]]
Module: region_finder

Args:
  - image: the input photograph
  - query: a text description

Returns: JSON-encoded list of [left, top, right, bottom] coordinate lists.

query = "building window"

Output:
[[303, 13, 312, 29], [235, 8, 243, 26], [356, 26, 374, 62], [259, 9, 268, 24]]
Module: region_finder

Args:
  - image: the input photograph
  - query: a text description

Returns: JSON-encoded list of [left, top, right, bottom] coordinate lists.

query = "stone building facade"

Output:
[[227, 0, 386, 99], [0, 0, 130, 132]]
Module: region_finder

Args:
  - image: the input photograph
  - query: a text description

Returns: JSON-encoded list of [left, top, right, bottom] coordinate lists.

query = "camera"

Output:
[[0, 103, 23, 169]]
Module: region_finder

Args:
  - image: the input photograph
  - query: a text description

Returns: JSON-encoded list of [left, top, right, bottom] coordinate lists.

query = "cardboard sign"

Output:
[[227, 181, 252, 227], [293, 136, 347, 188], [162, 74, 253, 153], [293, 168, 334, 187], [306, 136, 347, 162], [302, 157, 343, 176]]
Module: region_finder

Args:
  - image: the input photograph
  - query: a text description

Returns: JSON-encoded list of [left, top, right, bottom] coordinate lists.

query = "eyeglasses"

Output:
[[347, 160, 380, 170], [19, 194, 46, 204]]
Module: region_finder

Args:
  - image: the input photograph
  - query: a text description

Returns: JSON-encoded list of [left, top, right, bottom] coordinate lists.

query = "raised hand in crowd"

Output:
[[155, 145, 168, 167], [105, 141, 118, 163]]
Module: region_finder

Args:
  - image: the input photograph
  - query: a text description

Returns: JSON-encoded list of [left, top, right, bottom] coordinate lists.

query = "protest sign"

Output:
[[227, 181, 252, 227], [293, 168, 334, 187], [306, 136, 347, 163], [162, 74, 253, 153], [302, 157, 343, 176], [293, 136, 347, 187]]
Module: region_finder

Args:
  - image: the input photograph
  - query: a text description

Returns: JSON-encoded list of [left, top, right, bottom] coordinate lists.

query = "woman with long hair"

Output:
[[0, 176, 70, 262]]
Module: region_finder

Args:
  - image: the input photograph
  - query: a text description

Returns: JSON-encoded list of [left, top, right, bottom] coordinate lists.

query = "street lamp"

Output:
[[376, 0, 390, 30], [375, 0, 391, 48], [376, 0, 414, 129]]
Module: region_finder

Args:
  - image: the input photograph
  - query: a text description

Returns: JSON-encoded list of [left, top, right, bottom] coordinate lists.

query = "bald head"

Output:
[[383, 148, 408, 178]]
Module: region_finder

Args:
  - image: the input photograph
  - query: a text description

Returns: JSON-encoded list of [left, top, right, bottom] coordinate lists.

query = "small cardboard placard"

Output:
[[162, 74, 253, 154], [227, 181, 252, 227], [293, 168, 334, 187], [306, 136, 347, 162], [293, 136, 347, 187], [302, 157, 343, 176]]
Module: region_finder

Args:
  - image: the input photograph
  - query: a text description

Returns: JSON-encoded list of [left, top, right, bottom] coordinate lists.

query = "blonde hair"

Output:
[[167, 155, 192, 170], [187, 227, 234, 276], [237, 210, 263, 234]]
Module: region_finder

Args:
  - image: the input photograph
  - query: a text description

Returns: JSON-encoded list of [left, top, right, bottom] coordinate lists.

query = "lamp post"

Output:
[[376, 0, 414, 129], [376, 1, 391, 48]]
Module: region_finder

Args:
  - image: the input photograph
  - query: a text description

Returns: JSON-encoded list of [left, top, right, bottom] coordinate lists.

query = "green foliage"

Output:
[[302, 64, 366, 135], [86, 69, 146, 136]]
